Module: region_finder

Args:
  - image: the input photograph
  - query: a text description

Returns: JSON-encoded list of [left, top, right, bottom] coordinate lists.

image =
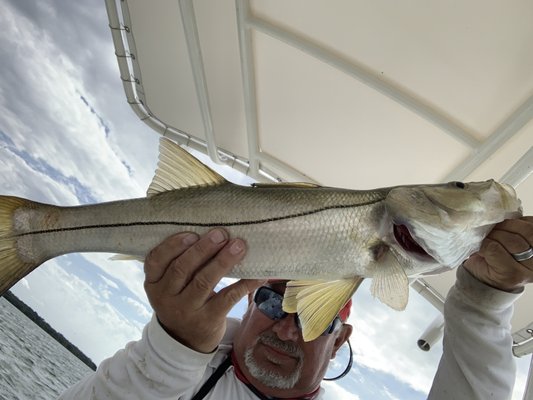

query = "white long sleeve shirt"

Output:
[[60, 266, 522, 400]]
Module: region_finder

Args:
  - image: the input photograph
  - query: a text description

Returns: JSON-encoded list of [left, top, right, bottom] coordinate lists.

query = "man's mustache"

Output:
[[258, 331, 304, 359]]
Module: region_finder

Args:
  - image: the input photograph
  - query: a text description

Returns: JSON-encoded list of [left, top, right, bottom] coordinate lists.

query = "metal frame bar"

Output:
[[105, 0, 283, 182], [445, 95, 533, 182], [500, 145, 533, 187], [235, 0, 261, 179], [178, 0, 222, 164], [524, 356, 533, 399], [410, 280, 445, 313]]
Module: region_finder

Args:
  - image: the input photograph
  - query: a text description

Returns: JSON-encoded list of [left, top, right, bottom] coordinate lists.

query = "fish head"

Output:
[[383, 180, 522, 275]]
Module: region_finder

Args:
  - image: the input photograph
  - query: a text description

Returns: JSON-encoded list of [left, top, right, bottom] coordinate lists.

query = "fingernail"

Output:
[[229, 239, 245, 255], [183, 233, 198, 246], [209, 229, 227, 244]]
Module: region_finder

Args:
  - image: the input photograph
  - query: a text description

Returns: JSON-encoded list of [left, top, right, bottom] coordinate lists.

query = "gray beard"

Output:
[[243, 331, 304, 390]]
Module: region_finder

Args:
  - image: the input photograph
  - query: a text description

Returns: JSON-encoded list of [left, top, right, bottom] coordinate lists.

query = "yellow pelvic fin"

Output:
[[252, 182, 320, 189], [109, 254, 145, 263], [282, 278, 364, 342], [370, 251, 409, 311], [147, 138, 227, 197], [0, 196, 38, 296]]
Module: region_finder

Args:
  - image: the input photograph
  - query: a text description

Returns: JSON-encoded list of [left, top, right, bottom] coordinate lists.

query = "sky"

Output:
[[0, 1, 530, 399]]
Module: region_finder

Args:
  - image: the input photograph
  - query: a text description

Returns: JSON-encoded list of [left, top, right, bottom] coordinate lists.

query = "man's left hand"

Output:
[[463, 216, 533, 292]]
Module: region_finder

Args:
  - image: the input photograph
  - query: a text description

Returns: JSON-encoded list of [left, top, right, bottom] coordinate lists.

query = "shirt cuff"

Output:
[[146, 315, 216, 370]]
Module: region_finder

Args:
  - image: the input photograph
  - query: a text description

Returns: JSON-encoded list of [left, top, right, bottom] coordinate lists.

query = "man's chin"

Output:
[[244, 345, 302, 390]]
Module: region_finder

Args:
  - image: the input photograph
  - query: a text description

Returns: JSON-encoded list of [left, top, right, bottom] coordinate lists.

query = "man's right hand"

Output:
[[144, 228, 263, 354]]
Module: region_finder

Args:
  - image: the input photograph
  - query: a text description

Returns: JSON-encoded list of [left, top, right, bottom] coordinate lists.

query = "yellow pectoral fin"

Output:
[[282, 278, 364, 342], [370, 253, 409, 311]]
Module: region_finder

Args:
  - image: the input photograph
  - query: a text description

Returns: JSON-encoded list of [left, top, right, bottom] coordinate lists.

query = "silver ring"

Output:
[[512, 247, 533, 262]]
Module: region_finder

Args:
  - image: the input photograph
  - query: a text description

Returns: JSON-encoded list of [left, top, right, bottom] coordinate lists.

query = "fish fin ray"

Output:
[[109, 254, 145, 263], [0, 196, 39, 295], [147, 138, 226, 197], [370, 252, 409, 311], [283, 278, 363, 342]]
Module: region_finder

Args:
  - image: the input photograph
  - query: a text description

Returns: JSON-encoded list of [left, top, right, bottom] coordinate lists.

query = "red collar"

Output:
[[230, 351, 321, 400]]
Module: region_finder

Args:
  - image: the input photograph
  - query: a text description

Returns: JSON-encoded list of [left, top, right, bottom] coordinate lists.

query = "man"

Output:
[[60, 217, 533, 399]]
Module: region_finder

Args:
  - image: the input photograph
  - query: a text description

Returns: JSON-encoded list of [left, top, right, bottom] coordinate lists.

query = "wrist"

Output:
[[156, 316, 218, 354], [461, 265, 524, 295]]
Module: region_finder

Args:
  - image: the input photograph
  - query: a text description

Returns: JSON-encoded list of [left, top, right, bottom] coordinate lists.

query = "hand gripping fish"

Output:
[[0, 138, 522, 341]]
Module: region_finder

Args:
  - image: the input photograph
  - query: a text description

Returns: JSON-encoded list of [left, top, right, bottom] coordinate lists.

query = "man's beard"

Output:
[[243, 331, 304, 390]]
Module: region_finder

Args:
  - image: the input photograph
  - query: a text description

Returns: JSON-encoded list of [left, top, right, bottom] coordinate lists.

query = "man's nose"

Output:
[[272, 314, 300, 341]]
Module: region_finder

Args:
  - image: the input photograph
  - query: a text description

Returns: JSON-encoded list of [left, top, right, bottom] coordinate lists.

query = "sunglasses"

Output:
[[253, 286, 342, 337]]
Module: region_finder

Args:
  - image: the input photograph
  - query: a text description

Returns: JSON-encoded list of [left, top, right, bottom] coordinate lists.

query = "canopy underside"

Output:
[[105, 0, 533, 357]]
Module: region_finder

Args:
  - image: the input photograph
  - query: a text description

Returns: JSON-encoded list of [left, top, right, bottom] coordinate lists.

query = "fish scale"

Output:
[[10, 184, 386, 281]]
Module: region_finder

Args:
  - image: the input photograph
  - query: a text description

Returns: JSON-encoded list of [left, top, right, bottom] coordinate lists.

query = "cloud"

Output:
[[0, 0, 157, 205], [347, 281, 443, 394], [82, 254, 148, 305], [122, 296, 152, 320], [0, 139, 80, 205], [322, 381, 360, 400], [11, 260, 143, 364], [4, 0, 161, 188], [99, 274, 120, 290]]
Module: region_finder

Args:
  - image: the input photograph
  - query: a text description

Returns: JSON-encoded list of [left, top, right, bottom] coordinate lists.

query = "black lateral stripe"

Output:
[[15, 198, 383, 237]]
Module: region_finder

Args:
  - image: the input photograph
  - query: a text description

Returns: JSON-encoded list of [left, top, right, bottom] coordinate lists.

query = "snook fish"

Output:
[[0, 138, 522, 340]]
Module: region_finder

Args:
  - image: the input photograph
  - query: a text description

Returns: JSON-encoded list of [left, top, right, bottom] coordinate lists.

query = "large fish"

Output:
[[0, 139, 522, 340]]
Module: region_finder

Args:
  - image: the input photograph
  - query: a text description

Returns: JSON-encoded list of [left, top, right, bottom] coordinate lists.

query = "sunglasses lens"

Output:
[[254, 287, 286, 320]]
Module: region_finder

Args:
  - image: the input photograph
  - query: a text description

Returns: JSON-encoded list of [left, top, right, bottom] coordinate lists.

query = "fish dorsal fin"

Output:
[[282, 278, 363, 342], [252, 182, 320, 189], [370, 251, 409, 311], [147, 138, 226, 197]]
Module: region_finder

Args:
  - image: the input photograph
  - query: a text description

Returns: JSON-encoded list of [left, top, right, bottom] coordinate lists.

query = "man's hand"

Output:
[[464, 216, 533, 292], [144, 228, 264, 353]]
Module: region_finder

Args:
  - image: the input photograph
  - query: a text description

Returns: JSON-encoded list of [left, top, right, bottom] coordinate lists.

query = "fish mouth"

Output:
[[393, 224, 431, 258]]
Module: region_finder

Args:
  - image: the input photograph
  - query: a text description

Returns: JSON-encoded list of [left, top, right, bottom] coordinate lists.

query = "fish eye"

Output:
[[452, 181, 466, 189]]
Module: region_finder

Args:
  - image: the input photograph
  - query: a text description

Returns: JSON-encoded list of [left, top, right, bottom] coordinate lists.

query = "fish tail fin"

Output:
[[0, 196, 38, 296]]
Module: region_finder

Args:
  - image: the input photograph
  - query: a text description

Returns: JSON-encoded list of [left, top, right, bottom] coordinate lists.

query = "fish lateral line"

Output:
[[13, 199, 385, 238]]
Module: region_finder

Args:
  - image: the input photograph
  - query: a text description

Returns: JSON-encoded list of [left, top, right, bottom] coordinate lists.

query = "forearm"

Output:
[[59, 315, 214, 400], [428, 266, 522, 400]]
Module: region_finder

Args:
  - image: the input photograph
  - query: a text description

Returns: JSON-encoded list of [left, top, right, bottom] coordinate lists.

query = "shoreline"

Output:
[[2, 290, 97, 371]]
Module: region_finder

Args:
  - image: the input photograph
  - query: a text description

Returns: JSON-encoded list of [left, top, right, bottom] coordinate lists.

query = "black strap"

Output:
[[190, 356, 232, 400]]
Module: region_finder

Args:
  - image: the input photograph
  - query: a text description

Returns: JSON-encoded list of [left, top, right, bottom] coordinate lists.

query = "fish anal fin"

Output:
[[283, 278, 364, 342], [370, 252, 409, 311], [109, 254, 145, 263], [147, 138, 227, 197]]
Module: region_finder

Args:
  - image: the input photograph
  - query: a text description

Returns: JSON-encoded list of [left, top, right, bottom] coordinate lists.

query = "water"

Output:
[[0, 298, 92, 400]]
